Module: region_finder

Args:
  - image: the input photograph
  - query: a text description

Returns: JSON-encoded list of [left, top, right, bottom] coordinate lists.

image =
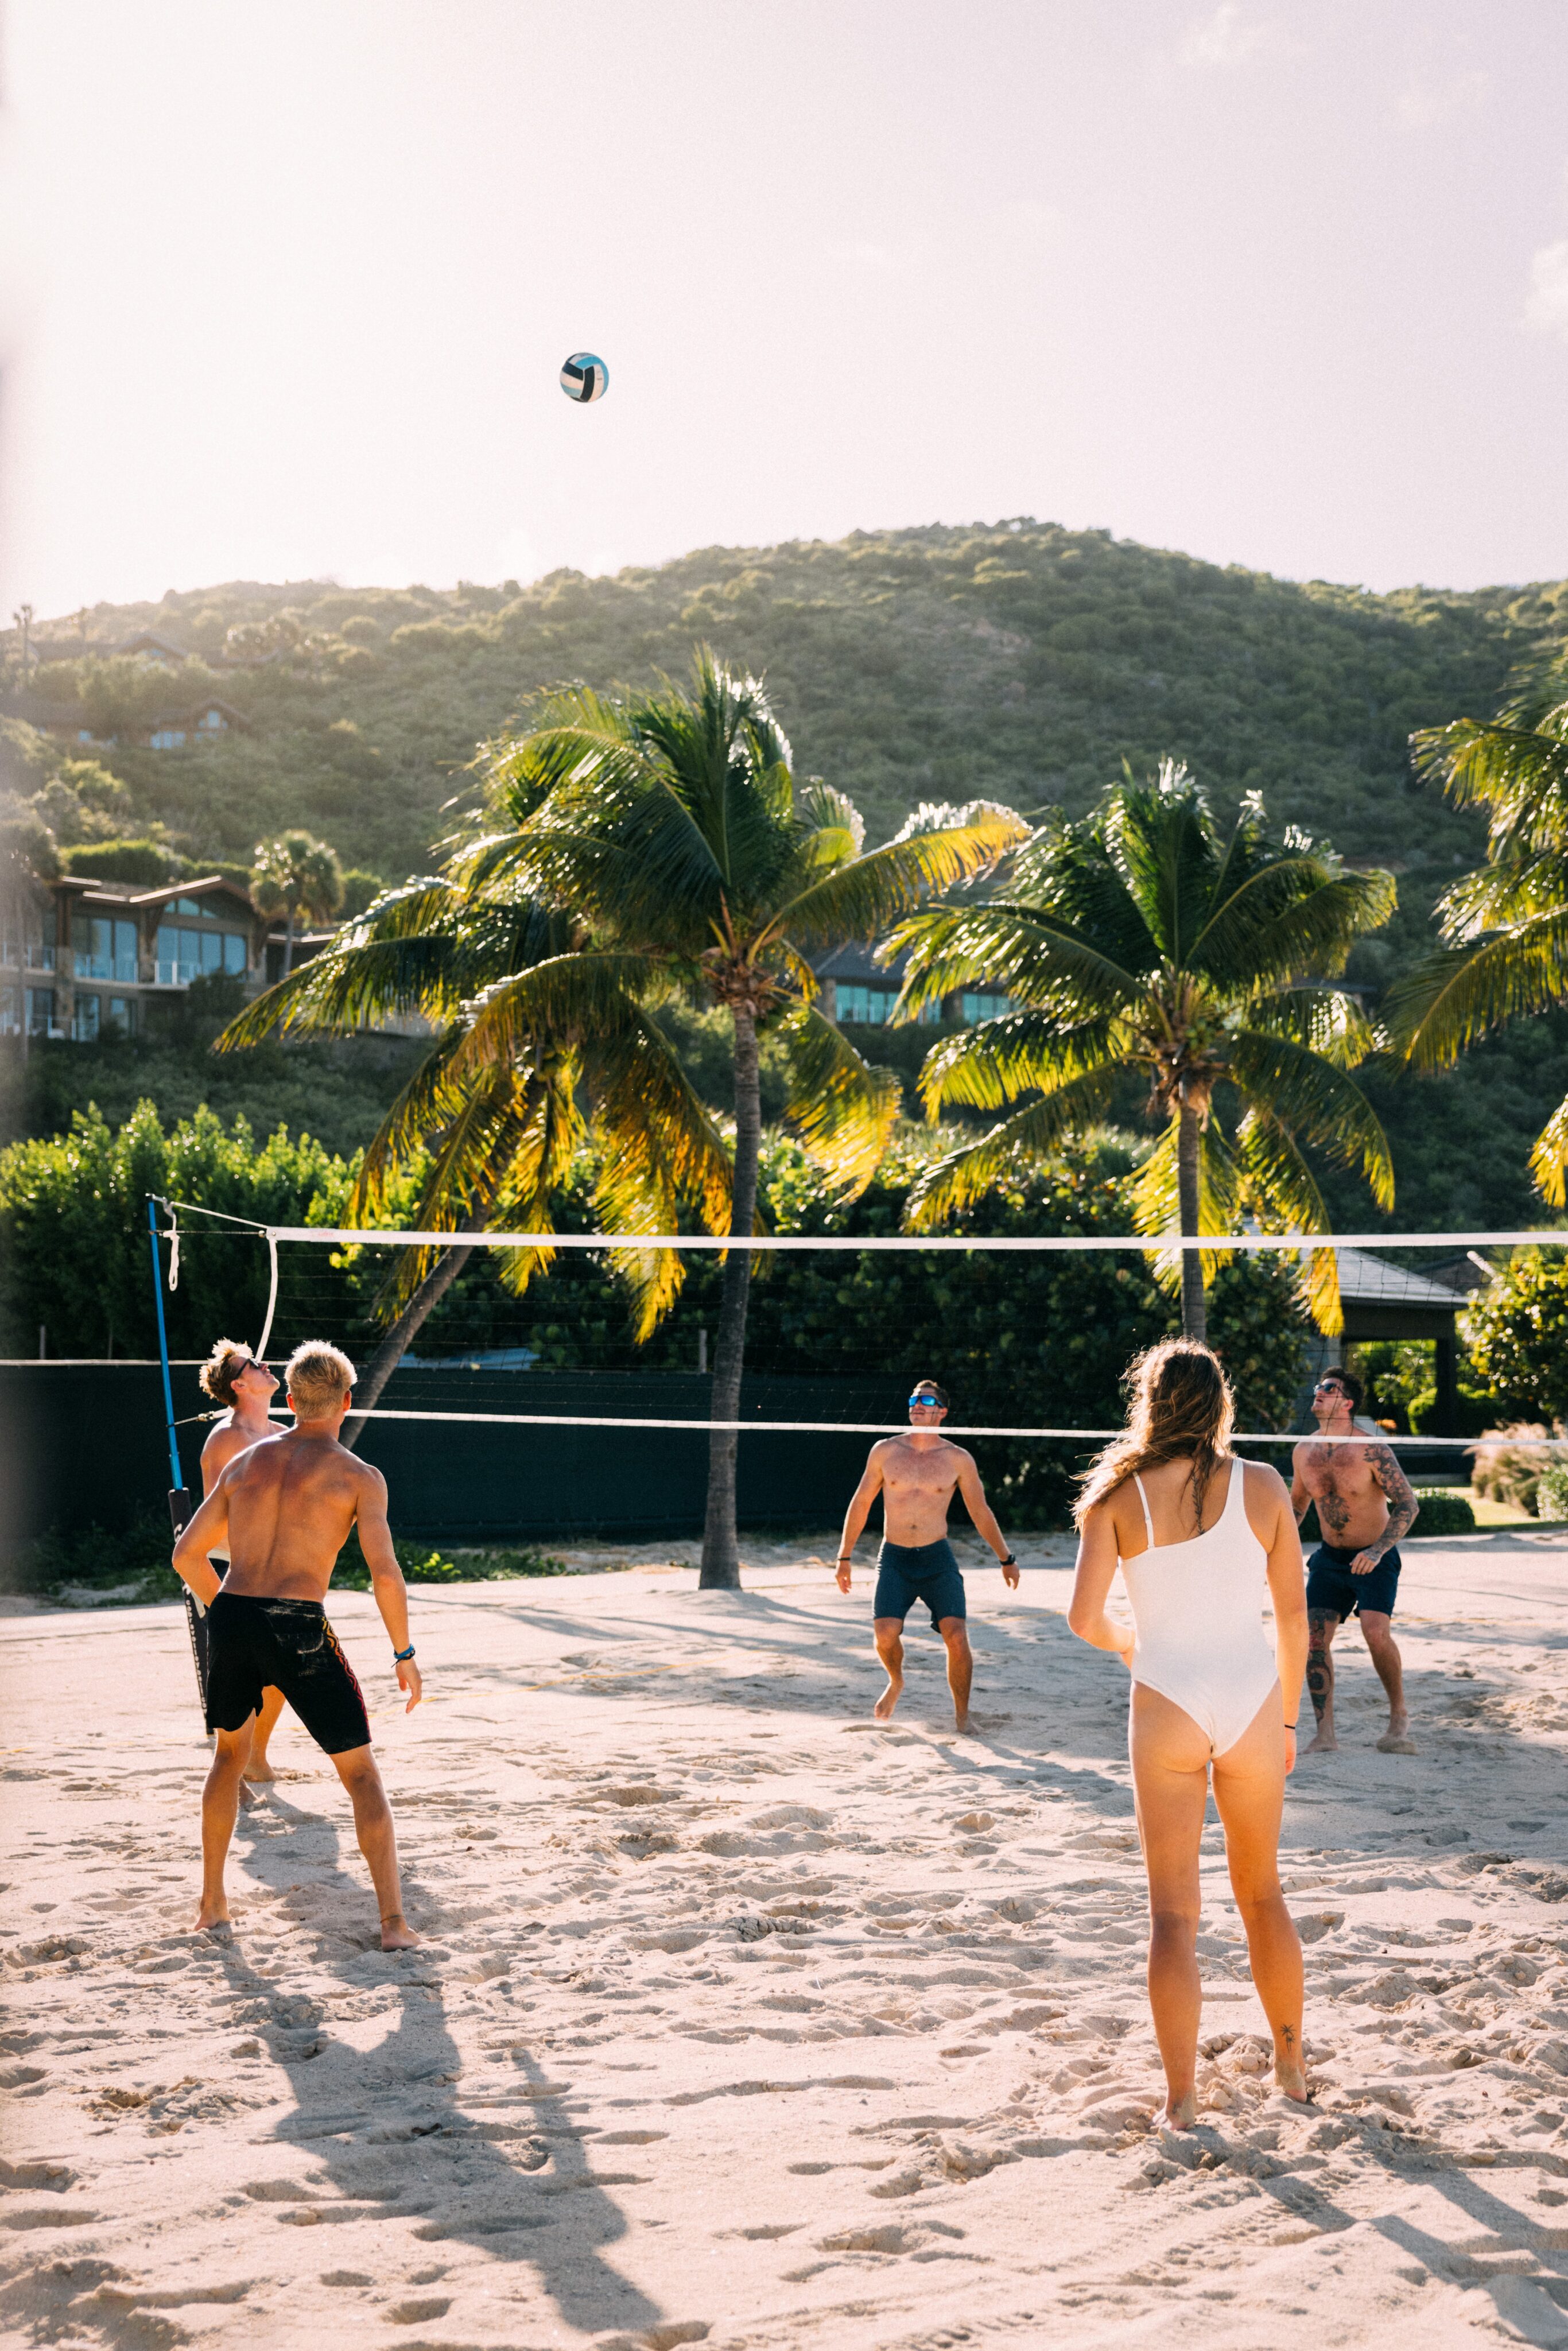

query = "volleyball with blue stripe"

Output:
[[560, 351, 608, 403]]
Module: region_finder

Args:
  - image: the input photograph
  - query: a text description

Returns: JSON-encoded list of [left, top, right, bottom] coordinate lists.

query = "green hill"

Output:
[[9, 520, 1568, 1233], [12, 519, 1567, 879]]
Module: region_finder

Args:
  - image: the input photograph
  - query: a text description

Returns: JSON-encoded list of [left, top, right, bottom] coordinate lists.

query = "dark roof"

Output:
[[812, 942, 905, 983]]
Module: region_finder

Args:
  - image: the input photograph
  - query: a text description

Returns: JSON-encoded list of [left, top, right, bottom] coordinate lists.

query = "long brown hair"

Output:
[[1073, 1339, 1236, 1530]]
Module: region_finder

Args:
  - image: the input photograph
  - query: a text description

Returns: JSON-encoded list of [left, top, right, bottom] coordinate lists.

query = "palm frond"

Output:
[[1223, 1029, 1394, 1209], [1127, 1111, 1240, 1291], [1387, 917, 1568, 1068], [915, 1010, 1125, 1119], [773, 1003, 901, 1197], [882, 901, 1142, 1021], [763, 801, 1027, 951], [901, 1066, 1124, 1228], [1529, 1091, 1568, 1210], [1233, 1110, 1341, 1333]]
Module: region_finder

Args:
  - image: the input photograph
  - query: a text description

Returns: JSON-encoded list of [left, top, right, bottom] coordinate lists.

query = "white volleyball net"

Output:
[[149, 1201, 1565, 1457]]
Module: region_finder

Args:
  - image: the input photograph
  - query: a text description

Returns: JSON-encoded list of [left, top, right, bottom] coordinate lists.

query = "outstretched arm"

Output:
[[836, 1451, 884, 1592], [172, 1484, 229, 1608], [1353, 1442, 1418, 1572], [956, 1453, 1019, 1588], [355, 1467, 422, 1712], [1066, 1502, 1134, 1662]]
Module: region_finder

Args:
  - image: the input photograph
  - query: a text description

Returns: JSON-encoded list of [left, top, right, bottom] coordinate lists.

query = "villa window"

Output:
[[73, 994, 100, 1042], [106, 996, 137, 1036], [960, 991, 1015, 1023], [835, 983, 938, 1026], [71, 915, 138, 983], [154, 924, 249, 984]]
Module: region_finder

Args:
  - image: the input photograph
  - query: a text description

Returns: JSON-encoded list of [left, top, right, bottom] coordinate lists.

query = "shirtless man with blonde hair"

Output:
[[836, 1379, 1019, 1733], [173, 1340, 422, 1950], [198, 1339, 286, 1783]]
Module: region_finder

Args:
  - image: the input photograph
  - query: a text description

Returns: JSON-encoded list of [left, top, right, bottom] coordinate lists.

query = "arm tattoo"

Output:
[[1367, 1443, 1417, 1549]]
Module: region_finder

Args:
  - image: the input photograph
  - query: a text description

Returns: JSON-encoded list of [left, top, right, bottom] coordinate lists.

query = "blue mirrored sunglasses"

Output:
[[907, 1392, 944, 1407]]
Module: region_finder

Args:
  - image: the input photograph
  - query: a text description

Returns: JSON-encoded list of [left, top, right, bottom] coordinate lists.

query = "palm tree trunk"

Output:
[[340, 1243, 473, 1452], [1177, 1096, 1206, 1343], [700, 1006, 762, 1590], [283, 905, 297, 977]]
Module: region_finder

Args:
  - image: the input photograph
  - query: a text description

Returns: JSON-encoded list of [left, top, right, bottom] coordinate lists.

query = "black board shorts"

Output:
[[874, 1538, 967, 1628], [1306, 1542, 1402, 1622], [204, 1593, 371, 1756]]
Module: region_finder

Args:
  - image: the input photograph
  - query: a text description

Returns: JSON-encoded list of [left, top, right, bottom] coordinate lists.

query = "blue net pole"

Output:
[[148, 1198, 207, 1710]]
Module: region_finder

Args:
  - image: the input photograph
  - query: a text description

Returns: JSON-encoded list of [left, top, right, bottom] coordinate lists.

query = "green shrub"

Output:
[[59, 839, 192, 885], [1538, 1460, 1568, 1521], [1407, 1489, 1476, 1535], [1463, 1250, 1568, 1422]]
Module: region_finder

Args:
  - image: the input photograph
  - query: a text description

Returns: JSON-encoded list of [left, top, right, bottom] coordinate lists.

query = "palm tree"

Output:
[[884, 761, 1397, 1338], [251, 831, 344, 974], [220, 651, 1024, 1585], [1391, 656, 1568, 1200]]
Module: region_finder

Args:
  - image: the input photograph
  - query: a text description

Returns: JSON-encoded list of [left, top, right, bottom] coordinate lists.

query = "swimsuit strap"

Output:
[[1131, 1472, 1155, 1549]]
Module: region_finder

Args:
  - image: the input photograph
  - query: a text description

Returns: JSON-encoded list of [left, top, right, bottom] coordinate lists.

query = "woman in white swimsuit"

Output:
[[1069, 1339, 1309, 2127]]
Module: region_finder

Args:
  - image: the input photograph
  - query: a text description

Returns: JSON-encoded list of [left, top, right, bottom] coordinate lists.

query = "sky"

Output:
[[1, 0, 1565, 620]]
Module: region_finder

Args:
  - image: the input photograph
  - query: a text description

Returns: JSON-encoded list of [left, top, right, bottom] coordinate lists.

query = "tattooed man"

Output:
[[1291, 1367, 1419, 1756]]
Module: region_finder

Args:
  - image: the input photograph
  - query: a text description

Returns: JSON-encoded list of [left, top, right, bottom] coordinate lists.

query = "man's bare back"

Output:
[[214, 1430, 385, 1602], [172, 1343, 422, 1950]]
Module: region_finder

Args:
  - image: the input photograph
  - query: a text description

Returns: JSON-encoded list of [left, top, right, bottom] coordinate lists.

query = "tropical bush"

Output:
[[1461, 1249, 1568, 1422], [1470, 1426, 1559, 1516]]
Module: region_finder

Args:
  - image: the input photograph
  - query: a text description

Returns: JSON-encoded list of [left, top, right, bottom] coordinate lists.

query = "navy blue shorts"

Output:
[[873, 1538, 967, 1628], [1306, 1542, 1402, 1622]]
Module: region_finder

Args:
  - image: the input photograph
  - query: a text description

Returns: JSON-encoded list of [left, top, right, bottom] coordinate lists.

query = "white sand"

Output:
[[6, 1529, 1568, 2349]]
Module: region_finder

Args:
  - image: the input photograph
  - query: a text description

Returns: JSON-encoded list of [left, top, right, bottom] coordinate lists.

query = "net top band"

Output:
[[156, 1202, 1568, 1254]]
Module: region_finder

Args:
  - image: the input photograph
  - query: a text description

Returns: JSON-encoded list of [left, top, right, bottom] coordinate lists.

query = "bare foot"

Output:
[[1162, 2090, 1198, 2130], [1302, 1727, 1338, 1755], [1275, 2061, 1310, 2102], [953, 1711, 972, 1736], [243, 1757, 278, 1784], [1376, 1729, 1418, 1753], [193, 1902, 230, 1933], [238, 1780, 258, 1811], [873, 1676, 903, 1722], [380, 1913, 421, 1952]]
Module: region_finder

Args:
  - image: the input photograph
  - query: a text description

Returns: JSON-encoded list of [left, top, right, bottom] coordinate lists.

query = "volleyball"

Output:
[[560, 351, 608, 403]]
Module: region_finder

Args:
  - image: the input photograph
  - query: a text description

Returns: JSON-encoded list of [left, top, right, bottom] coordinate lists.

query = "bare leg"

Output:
[[872, 1618, 905, 1721], [1128, 1684, 1210, 2128], [1362, 1611, 1413, 1750], [1302, 1609, 1340, 1753], [1212, 1693, 1306, 2101], [940, 1619, 973, 1734], [196, 1721, 254, 1929], [332, 1745, 418, 1949], [243, 1685, 286, 1782]]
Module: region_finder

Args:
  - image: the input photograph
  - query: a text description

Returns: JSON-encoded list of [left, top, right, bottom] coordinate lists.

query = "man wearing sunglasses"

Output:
[[1291, 1366, 1418, 1756], [835, 1380, 1019, 1733]]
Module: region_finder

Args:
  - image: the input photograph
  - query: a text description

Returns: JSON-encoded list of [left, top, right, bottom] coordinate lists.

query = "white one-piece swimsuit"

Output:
[[1119, 1459, 1279, 1758]]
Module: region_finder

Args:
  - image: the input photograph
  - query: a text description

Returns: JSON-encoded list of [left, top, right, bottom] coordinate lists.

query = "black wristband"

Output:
[[393, 1644, 416, 1663], [1000, 1553, 1017, 1568]]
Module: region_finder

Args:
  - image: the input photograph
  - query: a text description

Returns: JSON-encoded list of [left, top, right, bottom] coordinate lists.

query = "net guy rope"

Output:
[[149, 1197, 1568, 1449]]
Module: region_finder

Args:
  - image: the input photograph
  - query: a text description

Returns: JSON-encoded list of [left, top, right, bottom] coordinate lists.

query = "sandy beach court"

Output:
[[7, 1530, 1568, 2349]]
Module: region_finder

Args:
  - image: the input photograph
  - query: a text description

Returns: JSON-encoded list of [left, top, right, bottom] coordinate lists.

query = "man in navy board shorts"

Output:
[[1290, 1365, 1419, 1756], [835, 1379, 1019, 1733]]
